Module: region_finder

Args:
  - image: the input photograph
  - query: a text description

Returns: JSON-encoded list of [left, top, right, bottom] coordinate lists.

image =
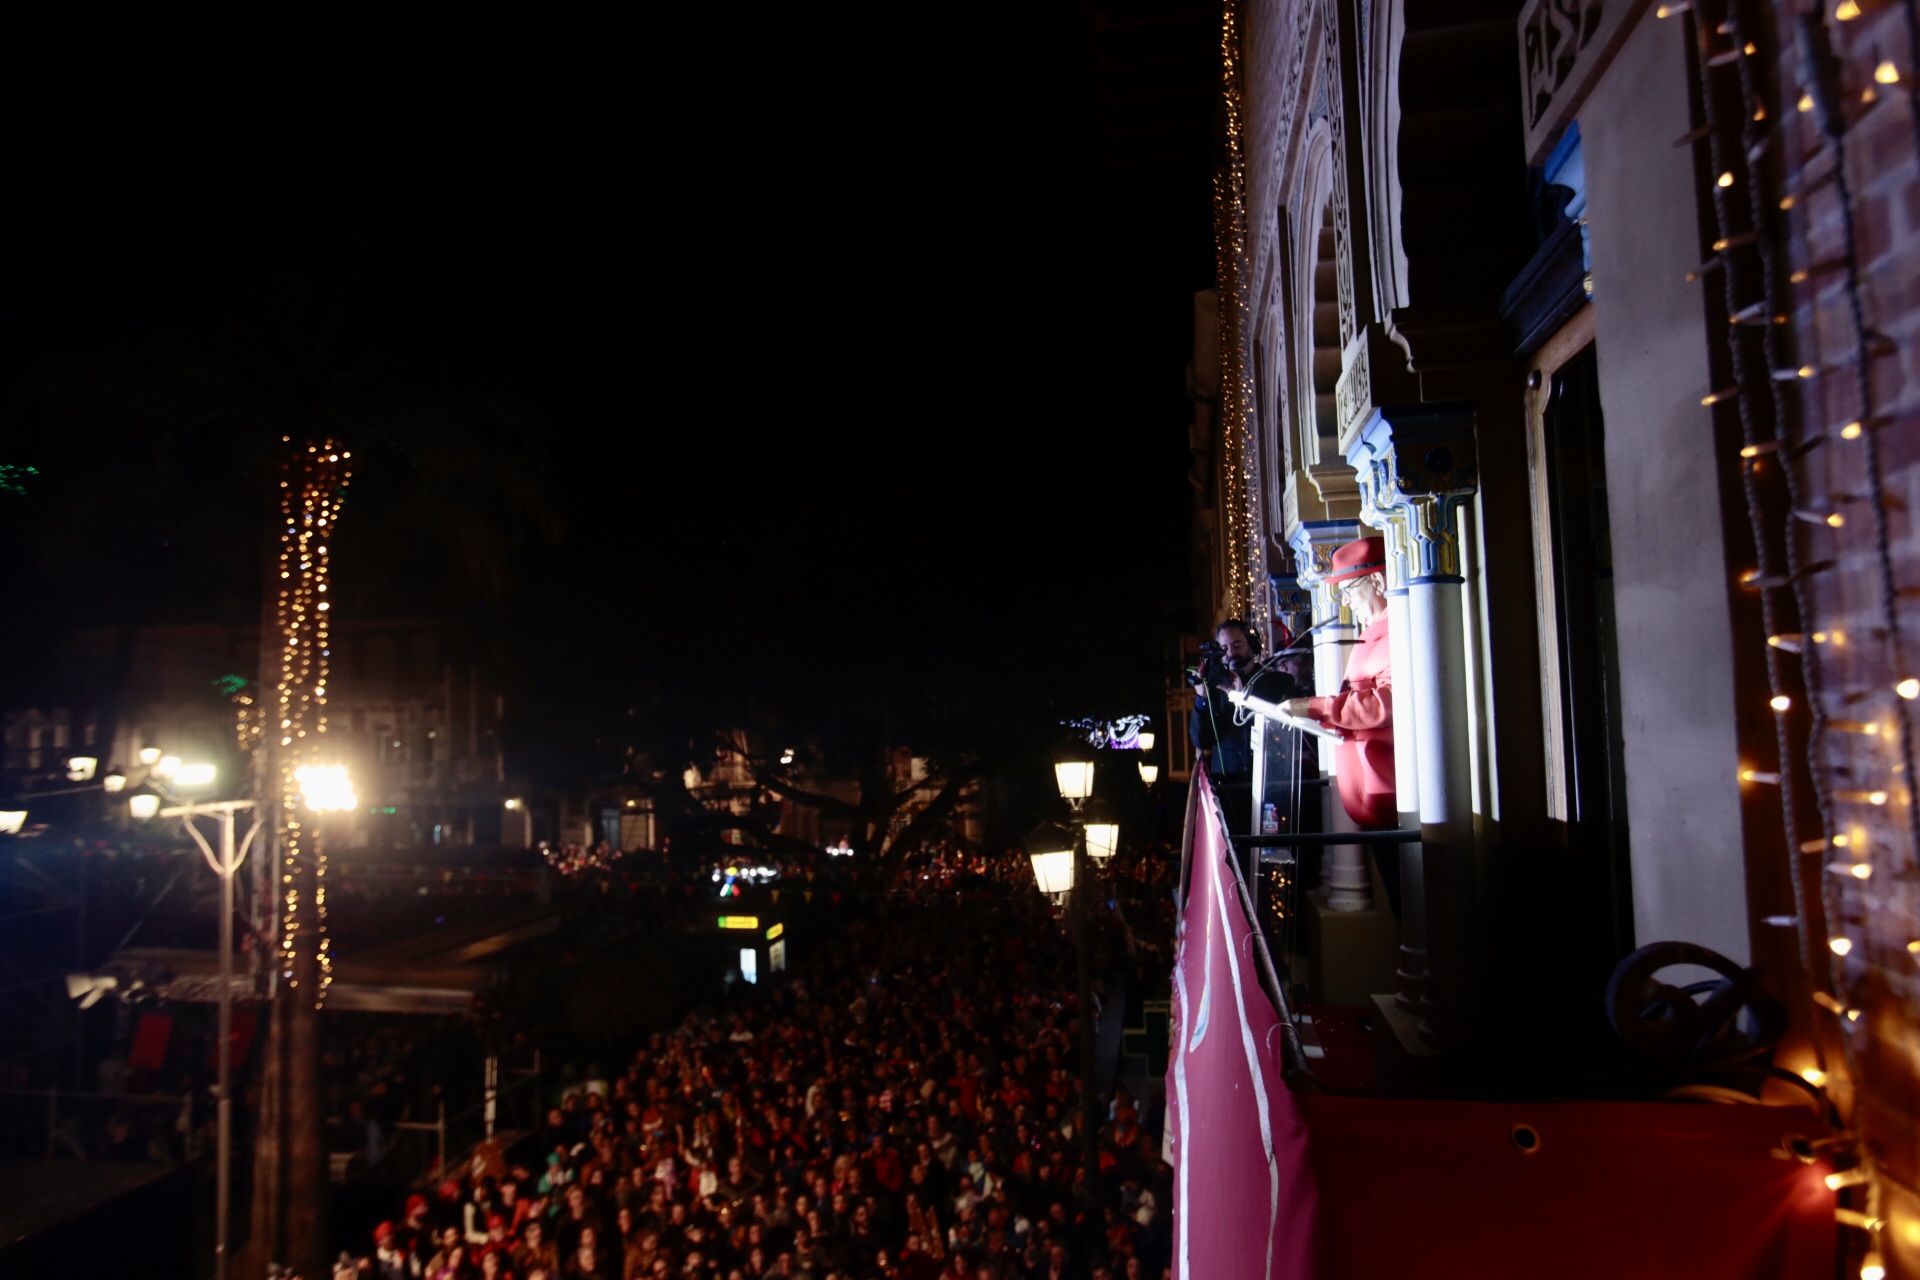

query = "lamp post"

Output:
[[1042, 742, 1106, 1212], [134, 764, 259, 1280]]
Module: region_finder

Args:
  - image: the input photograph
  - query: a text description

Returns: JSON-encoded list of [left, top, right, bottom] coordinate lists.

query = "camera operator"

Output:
[[1187, 619, 1302, 789]]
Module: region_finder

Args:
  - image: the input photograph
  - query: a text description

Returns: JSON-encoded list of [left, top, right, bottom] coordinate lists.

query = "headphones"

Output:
[[1216, 618, 1263, 657]]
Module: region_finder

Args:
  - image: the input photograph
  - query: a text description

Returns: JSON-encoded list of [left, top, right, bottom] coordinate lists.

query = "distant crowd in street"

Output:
[[334, 841, 1178, 1280]]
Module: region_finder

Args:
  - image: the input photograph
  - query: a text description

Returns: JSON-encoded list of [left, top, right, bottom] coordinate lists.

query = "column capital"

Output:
[[1286, 518, 1368, 589], [1346, 408, 1478, 587]]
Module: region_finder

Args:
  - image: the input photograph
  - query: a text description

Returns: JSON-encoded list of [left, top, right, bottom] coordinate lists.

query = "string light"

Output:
[[273, 436, 352, 1009], [1214, 0, 1262, 625], [1679, 23, 1920, 1276]]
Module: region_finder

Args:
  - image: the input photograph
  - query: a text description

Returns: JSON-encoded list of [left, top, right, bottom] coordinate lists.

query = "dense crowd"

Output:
[[342, 844, 1176, 1280]]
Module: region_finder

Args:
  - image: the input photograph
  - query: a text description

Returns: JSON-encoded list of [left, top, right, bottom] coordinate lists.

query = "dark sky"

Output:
[[0, 10, 1217, 769]]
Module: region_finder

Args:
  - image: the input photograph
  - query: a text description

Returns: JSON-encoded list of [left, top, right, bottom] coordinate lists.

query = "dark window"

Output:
[[1543, 344, 1633, 965]]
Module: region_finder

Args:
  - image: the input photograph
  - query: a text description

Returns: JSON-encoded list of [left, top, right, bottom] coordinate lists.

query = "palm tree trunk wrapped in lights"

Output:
[[242, 437, 351, 1279]]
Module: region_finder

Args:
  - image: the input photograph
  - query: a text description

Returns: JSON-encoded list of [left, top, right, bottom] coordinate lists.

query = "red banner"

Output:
[[1166, 773, 1318, 1278], [1168, 770, 1833, 1279]]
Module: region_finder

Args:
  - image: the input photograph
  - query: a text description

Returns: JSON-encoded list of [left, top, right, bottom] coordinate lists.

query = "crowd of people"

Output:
[[338, 842, 1177, 1280]]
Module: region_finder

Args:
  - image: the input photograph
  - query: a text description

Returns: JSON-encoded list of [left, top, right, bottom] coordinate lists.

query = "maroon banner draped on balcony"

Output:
[[1165, 771, 1319, 1278], [1168, 770, 1835, 1279]]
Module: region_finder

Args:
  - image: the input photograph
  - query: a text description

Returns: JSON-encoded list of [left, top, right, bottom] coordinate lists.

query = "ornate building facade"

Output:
[[1191, 0, 1920, 1270]]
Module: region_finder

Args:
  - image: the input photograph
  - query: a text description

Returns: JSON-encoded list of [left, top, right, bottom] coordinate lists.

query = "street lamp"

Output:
[[102, 768, 127, 794], [154, 755, 180, 780], [1083, 799, 1120, 863], [0, 809, 26, 835], [295, 763, 357, 812], [1046, 742, 1103, 1210], [66, 756, 98, 782], [1138, 762, 1159, 786], [1026, 821, 1077, 896], [132, 769, 265, 1280], [138, 746, 162, 767], [174, 762, 218, 790], [1136, 730, 1156, 752], [1053, 746, 1096, 806]]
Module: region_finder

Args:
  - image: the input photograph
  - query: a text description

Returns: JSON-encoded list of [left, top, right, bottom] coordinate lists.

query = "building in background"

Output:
[[2, 618, 506, 848]]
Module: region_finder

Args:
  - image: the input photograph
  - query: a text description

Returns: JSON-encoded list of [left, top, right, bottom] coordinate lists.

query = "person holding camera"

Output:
[[1187, 619, 1302, 787]]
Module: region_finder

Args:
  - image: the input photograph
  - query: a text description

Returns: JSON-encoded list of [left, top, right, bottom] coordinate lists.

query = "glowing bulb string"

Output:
[[272, 437, 352, 1009], [1684, 5, 1829, 994], [1790, 12, 1920, 867], [1216, 0, 1264, 632], [1687, 4, 1920, 1260]]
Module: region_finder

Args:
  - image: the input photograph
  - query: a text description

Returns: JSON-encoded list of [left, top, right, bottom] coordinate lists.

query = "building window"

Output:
[[1527, 311, 1633, 963]]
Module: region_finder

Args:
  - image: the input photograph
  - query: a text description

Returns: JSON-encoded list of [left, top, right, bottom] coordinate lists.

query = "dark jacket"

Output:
[[1189, 665, 1303, 778]]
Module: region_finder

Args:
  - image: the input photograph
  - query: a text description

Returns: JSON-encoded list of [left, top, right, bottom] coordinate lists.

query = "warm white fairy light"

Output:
[[275, 437, 351, 1008]]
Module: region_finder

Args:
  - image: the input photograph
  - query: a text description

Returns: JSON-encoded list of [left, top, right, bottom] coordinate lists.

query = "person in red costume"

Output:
[[1281, 536, 1396, 829]]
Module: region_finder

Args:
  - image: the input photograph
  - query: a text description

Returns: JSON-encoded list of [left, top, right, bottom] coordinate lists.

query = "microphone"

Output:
[[1275, 615, 1344, 654]]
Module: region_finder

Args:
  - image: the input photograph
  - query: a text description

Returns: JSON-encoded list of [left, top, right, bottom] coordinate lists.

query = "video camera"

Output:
[[1185, 639, 1229, 689]]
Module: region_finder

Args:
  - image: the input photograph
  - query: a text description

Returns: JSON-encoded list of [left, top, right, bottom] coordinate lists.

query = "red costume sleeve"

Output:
[[1306, 677, 1391, 733]]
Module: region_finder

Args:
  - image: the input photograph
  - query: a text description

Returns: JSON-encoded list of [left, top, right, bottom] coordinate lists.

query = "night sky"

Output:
[[0, 10, 1217, 773]]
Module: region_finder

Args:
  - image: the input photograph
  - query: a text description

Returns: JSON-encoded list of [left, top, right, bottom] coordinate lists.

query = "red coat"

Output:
[[1307, 617, 1396, 829]]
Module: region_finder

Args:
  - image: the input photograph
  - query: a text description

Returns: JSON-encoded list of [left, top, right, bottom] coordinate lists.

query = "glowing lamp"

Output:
[[66, 756, 98, 782], [1053, 748, 1096, 803], [138, 746, 161, 767], [1139, 763, 1160, 785], [1084, 799, 1120, 862], [175, 762, 217, 790], [1136, 730, 1155, 752], [296, 764, 355, 812], [1026, 822, 1077, 896], [128, 790, 161, 821], [102, 768, 126, 794], [0, 809, 26, 835], [154, 755, 181, 779]]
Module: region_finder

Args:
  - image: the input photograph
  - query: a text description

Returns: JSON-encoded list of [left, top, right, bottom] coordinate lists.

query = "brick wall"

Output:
[[1768, 4, 1920, 1273]]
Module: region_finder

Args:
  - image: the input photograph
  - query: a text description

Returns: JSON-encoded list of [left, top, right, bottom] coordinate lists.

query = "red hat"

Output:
[[1323, 536, 1386, 586], [405, 1193, 429, 1218], [488, 1213, 508, 1230], [374, 1221, 396, 1244]]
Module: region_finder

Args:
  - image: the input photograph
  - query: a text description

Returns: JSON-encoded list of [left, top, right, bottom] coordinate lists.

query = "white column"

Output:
[[1312, 584, 1370, 911], [1290, 520, 1371, 914], [1349, 411, 1479, 1036], [1382, 526, 1428, 1006], [1396, 488, 1478, 1044]]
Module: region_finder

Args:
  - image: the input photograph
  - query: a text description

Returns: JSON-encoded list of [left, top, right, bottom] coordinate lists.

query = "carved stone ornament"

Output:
[[1518, 0, 1649, 164], [1347, 409, 1478, 586]]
